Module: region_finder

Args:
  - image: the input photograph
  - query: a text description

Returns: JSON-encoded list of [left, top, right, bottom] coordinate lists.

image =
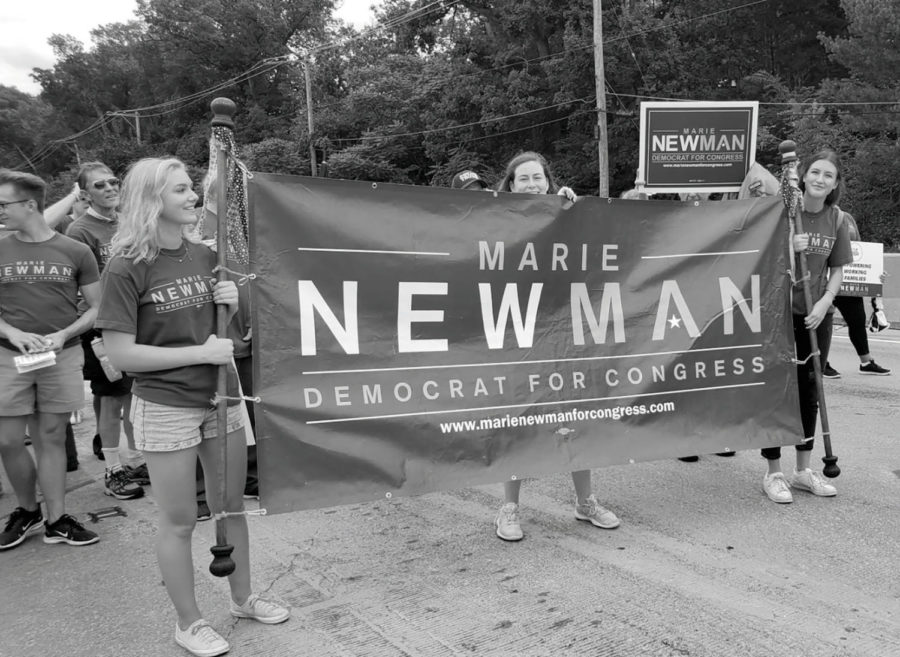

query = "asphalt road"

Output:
[[1, 325, 898, 657]]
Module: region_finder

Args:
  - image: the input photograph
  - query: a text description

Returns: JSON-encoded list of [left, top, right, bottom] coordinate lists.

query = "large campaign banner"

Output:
[[249, 175, 800, 513], [639, 101, 758, 194]]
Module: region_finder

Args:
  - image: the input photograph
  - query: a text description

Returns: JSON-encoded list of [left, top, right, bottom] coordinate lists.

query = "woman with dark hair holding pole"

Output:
[[763, 146, 851, 504]]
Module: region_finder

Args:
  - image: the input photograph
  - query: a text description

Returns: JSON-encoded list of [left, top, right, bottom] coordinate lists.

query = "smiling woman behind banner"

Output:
[[492, 151, 621, 542]]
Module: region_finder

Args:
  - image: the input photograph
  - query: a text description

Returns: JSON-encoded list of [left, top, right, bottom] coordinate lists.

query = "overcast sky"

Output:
[[0, 0, 380, 95]]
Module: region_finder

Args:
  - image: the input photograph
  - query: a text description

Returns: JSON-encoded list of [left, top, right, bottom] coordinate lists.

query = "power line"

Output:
[[607, 91, 900, 107], [313, 0, 461, 55], [331, 95, 594, 143], [340, 0, 770, 92], [457, 109, 595, 145], [14, 58, 289, 169], [123, 57, 288, 115], [611, 3, 650, 92], [608, 0, 770, 41], [13, 1, 462, 169]]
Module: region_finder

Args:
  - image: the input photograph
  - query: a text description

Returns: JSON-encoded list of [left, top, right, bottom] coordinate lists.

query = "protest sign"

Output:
[[639, 101, 758, 194], [839, 241, 884, 297], [250, 176, 799, 513]]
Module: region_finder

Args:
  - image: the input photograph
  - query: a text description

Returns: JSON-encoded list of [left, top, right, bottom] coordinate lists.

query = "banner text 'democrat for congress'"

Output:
[[249, 176, 800, 512]]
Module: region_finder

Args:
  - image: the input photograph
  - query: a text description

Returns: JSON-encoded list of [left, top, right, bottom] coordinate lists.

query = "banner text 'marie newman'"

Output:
[[295, 276, 761, 357]]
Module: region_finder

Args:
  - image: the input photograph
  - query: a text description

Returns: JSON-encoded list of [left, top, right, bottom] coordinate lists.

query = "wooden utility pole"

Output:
[[593, 0, 609, 197], [134, 111, 141, 145], [302, 56, 317, 177]]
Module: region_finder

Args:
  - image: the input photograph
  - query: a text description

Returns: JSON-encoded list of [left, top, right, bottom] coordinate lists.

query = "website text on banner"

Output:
[[249, 177, 799, 513]]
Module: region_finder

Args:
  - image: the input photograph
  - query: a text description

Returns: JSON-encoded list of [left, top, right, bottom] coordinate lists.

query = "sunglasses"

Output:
[[91, 178, 120, 190], [0, 199, 30, 211]]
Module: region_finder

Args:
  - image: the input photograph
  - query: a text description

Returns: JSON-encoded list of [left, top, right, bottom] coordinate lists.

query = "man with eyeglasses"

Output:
[[0, 169, 101, 549], [65, 162, 146, 501]]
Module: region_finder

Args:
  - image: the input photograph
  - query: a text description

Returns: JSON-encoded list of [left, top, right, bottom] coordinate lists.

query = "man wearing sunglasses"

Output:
[[65, 162, 146, 501], [0, 169, 101, 549]]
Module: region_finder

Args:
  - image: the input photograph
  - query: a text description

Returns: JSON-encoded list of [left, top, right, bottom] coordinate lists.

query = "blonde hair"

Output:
[[112, 157, 196, 263]]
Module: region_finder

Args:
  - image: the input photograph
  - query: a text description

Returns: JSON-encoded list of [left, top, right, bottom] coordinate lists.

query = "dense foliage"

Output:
[[0, 0, 896, 247]]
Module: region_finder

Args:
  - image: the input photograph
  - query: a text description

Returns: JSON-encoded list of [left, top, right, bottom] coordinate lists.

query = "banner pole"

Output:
[[778, 139, 840, 478], [209, 97, 238, 576]]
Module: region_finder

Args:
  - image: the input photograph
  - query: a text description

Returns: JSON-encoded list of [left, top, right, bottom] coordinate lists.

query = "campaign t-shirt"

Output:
[[793, 204, 852, 316], [66, 211, 118, 273], [0, 233, 99, 351], [95, 240, 237, 407]]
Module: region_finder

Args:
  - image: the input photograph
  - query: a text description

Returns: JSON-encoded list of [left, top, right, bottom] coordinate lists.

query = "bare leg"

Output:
[[198, 428, 251, 605], [121, 394, 138, 452], [503, 479, 522, 504], [98, 395, 125, 450], [144, 445, 203, 629], [93, 395, 101, 432], [32, 412, 69, 523], [0, 416, 37, 510], [570, 469, 592, 503]]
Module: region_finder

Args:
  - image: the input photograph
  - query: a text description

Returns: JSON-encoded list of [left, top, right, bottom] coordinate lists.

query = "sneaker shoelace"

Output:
[[189, 621, 222, 644], [54, 514, 85, 534], [806, 471, 827, 489], [242, 594, 282, 616], [499, 505, 519, 524], [770, 475, 790, 495], [579, 496, 601, 517], [111, 470, 132, 486], [3, 508, 28, 532]]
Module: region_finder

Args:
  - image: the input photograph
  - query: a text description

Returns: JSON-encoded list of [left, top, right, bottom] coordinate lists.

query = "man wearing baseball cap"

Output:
[[450, 170, 489, 190]]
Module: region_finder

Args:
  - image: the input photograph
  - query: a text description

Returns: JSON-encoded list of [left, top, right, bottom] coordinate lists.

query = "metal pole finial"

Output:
[[778, 140, 799, 164]]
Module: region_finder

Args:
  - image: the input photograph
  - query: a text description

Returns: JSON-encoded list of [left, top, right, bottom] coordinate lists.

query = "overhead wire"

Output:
[[331, 95, 595, 143], [13, 58, 289, 169], [457, 109, 595, 145], [16, 0, 893, 170], [14, 1, 461, 169], [312, 0, 461, 55]]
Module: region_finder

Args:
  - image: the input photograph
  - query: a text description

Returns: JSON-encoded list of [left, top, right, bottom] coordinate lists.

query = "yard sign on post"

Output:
[[638, 101, 758, 195]]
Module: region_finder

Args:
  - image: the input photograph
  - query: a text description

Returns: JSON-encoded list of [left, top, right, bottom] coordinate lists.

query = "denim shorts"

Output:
[[129, 396, 244, 452], [0, 345, 84, 416]]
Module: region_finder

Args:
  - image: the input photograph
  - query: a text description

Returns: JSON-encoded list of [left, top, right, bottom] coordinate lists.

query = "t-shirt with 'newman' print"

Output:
[[66, 210, 118, 274], [792, 204, 852, 316], [0, 233, 99, 352], [95, 239, 237, 408]]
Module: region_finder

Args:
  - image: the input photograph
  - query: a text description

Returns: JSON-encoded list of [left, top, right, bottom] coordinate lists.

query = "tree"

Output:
[[0, 85, 65, 172], [803, 0, 900, 248]]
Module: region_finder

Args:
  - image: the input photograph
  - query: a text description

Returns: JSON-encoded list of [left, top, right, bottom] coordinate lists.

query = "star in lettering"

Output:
[[668, 315, 682, 329]]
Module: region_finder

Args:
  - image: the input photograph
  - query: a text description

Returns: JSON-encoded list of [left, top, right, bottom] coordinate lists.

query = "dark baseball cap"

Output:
[[451, 170, 489, 190]]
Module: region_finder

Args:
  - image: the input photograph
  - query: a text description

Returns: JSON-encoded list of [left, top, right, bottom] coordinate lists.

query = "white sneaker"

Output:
[[574, 494, 620, 529], [762, 472, 793, 503], [230, 593, 290, 624], [174, 620, 229, 657], [495, 502, 524, 541], [790, 468, 837, 497]]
